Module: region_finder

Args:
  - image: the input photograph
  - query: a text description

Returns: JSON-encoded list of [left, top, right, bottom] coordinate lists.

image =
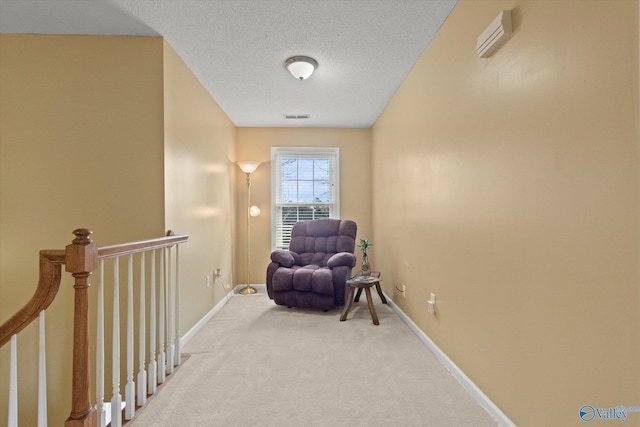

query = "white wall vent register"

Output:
[[477, 10, 513, 58]]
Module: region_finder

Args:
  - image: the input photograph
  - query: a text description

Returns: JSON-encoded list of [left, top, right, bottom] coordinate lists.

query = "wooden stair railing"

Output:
[[0, 249, 66, 347], [0, 229, 189, 427]]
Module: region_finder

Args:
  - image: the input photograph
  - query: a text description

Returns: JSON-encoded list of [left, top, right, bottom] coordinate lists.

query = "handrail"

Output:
[[98, 231, 188, 260], [0, 249, 66, 348]]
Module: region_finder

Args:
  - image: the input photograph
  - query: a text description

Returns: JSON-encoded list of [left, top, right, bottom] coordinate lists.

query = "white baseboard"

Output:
[[180, 290, 235, 347], [385, 295, 516, 427]]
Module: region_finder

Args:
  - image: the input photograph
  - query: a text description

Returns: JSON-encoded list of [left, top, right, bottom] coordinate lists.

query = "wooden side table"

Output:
[[340, 272, 384, 325], [354, 272, 387, 305]]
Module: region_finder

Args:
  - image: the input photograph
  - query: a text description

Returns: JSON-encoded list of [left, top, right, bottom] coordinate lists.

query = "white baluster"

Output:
[[157, 249, 166, 384], [96, 260, 106, 427], [111, 258, 122, 427], [137, 252, 147, 406], [38, 311, 47, 427], [125, 254, 135, 420], [148, 250, 157, 394], [174, 245, 181, 366], [166, 246, 174, 375], [8, 334, 17, 427]]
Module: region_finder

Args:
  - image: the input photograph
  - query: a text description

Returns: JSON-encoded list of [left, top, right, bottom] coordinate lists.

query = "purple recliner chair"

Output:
[[266, 218, 357, 310]]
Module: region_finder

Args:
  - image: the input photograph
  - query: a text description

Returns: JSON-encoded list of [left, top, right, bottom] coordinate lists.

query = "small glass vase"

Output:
[[361, 253, 370, 275]]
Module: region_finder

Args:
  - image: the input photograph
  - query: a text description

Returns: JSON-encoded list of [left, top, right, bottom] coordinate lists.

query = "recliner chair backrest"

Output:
[[289, 219, 357, 267]]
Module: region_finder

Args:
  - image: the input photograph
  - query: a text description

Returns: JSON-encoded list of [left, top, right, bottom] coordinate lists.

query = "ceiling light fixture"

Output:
[[284, 56, 318, 80]]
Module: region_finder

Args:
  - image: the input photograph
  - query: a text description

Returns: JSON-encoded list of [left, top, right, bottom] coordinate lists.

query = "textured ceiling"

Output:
[[0, 0, 457, 128]]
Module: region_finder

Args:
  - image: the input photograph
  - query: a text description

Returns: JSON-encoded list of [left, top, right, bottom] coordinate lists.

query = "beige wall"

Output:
[[163, 41, 237, 331], [235, 128, 372, 286], [372, 1, 639, 426], [0, 34, 166, 425]]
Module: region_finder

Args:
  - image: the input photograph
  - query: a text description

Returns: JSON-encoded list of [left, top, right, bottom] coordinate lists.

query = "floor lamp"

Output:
[[237, 161, 260, 294]]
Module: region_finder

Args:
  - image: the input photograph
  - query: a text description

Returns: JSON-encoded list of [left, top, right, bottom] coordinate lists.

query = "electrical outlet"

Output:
[[206, 276, 211, 288], [428, 293, 436, 314], [402, 284, 406, 298]]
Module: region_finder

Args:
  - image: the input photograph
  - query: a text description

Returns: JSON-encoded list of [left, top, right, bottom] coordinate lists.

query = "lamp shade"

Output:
[[284, 56, 318, 80], [237, 161, 260, 174], [249, 206, 261, 217]]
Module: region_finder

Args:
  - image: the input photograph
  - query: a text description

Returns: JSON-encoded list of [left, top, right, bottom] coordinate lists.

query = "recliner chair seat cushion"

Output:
[[272, 265, 334, 296]]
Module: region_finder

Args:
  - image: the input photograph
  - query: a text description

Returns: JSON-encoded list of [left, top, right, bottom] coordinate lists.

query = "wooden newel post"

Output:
[[65, 229, 98, 427]]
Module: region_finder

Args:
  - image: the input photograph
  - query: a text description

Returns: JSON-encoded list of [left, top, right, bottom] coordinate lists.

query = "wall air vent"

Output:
[[284, 114, 310, 119], [477, 10, 512, 58]]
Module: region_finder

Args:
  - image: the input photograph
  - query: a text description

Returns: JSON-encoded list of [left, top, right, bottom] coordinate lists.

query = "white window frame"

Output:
[[271, 147, 340, 250]]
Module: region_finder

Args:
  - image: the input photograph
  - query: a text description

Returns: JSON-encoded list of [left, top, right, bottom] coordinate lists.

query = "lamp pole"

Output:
[[240, 171, 257, 294], [236, 161, 260, 294]]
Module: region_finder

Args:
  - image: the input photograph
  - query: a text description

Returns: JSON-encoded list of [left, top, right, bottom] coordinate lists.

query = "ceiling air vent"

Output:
[[284, 114, 310, 120]]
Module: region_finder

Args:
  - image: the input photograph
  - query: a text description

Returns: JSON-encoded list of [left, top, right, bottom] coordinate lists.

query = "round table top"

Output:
[[347, 273, 380, 287]]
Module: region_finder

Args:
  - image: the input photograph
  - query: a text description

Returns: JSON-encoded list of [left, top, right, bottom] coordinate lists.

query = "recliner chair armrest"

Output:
[[327, 252, 356, 269], [270, 250, 300, 267]]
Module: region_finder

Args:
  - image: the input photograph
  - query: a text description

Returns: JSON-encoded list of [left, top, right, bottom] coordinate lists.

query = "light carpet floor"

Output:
[[129, 291, 497, 426]]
